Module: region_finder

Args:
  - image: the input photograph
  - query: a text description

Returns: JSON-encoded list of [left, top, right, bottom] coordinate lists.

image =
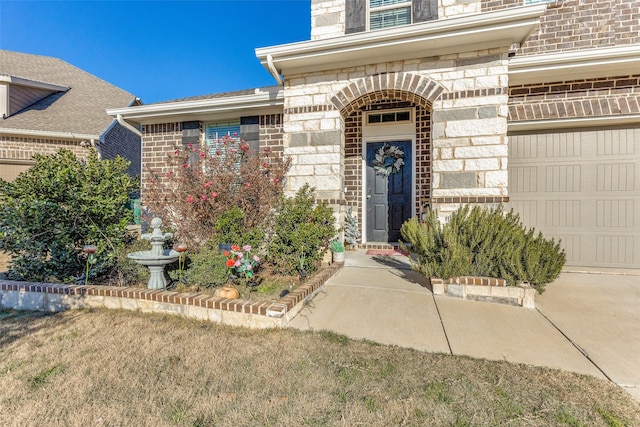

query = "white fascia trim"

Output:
[[508, 114, 640, 132], [509, 45, 640, 85], [0, 75, 69, 92], [255, 4, 547, 76], [107, 88, 284, 121], [0, 127, 100, 141]]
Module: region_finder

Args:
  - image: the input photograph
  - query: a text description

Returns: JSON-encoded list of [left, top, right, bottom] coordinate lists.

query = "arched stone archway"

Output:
[[331, 72, 444, 116]]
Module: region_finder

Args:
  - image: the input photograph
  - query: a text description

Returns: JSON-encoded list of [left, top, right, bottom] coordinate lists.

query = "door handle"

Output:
[[366, 195, 371, 200]]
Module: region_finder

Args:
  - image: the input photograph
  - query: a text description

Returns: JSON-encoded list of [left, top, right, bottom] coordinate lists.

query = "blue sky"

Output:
[[0, 1, 311, 103]]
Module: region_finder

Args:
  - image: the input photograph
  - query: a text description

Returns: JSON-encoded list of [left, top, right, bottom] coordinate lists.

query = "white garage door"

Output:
[[508, 126, 640, 269]]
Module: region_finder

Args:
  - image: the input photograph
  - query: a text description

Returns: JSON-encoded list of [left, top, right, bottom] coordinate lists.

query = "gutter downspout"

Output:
[[266, 54, 284, 86], [117, 114, 143, 137]]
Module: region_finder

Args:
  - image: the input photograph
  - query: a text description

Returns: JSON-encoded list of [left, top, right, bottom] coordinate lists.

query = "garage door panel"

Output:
[[509, 127, 640, 269]]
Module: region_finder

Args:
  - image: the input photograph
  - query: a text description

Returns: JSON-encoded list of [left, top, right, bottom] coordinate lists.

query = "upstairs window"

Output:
[[369, 0, 412, 30], [345, 0, 437, 34]]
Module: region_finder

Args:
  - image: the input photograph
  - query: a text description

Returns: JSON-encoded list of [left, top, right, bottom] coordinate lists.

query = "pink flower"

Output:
[[237, 253, 243, 259], [182, 163, 190, 169], [192, 147, 198, 152], [245, 183, 251, 188], [243, 245, 252, 252], [263, 147, 270, 152], [199, 151, 205, 157], [188, 143, 193, 148], [230, 149, 237, 154], [211, 192, 218, 198], [186, 195, 195, 203], [173, 149, 180, 155], [234, 260, 241, 267], [150, 178, 155, 183], [262, 163, 269, 168], [253, 255, 260, 262], [233, 132, 238, 137], [215, 151, 221, 155], [273, 178, 279, 183], [204, 181, 213, 188], [246, 264, 252, 271], [201, 195, 207, 201]]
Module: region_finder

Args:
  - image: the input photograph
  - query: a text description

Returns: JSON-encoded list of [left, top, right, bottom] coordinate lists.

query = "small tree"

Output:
[[0, 149, 138, 282], [145, 136, 290, 249]]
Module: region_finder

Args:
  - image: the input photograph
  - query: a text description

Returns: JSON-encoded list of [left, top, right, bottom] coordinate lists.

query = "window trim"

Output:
[[366, 108, 413, 126]]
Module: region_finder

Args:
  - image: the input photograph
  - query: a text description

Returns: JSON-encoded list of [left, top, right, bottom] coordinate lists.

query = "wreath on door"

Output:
[[373, 144, 405, 176]]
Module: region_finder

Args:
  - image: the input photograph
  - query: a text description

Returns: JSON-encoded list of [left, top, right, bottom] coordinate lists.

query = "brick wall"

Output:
[[101, 122, 141, 178], [140, 122, 183, 206], [509, 75, 640, 122], [0, 135, 89, 162], [483, 0, 640, 56]]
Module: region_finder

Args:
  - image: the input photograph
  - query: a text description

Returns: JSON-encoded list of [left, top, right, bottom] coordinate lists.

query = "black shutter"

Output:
[[345, 0, 366, 34], [413, 0, 438, 23], [240, 116, 260, 157]]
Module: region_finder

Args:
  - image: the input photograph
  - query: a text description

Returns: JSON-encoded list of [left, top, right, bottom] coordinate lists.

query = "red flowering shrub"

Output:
[[144, 136, 290, 249]]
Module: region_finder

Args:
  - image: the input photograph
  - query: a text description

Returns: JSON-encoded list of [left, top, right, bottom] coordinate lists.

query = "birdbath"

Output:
[[127, 217, 179, 289]]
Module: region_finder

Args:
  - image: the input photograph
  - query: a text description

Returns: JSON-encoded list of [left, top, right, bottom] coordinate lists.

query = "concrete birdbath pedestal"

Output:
[[127, 217, 179, 290]]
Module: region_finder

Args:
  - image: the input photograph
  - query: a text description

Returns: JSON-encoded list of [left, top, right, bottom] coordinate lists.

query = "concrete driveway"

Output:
[[288, 251, 640, 401]]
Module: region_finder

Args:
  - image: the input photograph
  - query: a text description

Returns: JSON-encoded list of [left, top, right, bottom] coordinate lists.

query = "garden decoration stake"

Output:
[[83, 245, 97, 286]]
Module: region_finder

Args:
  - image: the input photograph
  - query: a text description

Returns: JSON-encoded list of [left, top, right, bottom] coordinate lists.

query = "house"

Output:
[[109, 0, 640, 270], [0, 50, 142, 181]]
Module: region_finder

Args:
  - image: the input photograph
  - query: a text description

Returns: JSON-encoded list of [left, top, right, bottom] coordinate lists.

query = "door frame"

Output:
[[361, 109, 416, 243]]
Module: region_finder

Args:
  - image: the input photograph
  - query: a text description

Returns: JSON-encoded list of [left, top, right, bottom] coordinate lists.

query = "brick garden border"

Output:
[[0, 262, 343, 329]]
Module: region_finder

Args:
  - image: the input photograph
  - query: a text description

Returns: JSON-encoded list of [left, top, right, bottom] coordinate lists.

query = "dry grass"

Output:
[[1, 308, 639, 427]]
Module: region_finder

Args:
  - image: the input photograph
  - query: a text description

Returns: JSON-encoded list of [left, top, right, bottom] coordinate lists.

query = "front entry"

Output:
[[366, 141, 412, 242]]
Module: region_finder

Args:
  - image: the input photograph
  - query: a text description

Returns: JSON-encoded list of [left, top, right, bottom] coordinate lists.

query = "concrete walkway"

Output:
[[288, 250, 640, 401]]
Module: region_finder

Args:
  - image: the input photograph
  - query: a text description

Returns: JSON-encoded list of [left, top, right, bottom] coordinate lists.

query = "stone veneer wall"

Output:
[[284, 50, 511, 221], [483, 0, 639, 56], [509, 75, 640, 122]]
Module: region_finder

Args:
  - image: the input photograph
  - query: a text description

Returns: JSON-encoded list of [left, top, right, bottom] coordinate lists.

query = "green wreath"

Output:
[[373, 144, 405, 176]]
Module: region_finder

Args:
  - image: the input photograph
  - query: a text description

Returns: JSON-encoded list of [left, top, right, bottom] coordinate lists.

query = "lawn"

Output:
[[1, 308, 638, 426]]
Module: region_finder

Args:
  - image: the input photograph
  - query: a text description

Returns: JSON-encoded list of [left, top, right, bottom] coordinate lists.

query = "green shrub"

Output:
[[266, 185, 335, 275], [168, 246, 229, 288], [400, 205, 565, 293], [212, 206, 264, 249], [0, 149, 138, 282]]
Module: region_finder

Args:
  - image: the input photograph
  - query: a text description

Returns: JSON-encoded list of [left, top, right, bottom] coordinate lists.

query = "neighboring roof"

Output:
[[108, 86, 283, 125], [0, 50, 138, 139], [156, 87, 272, 104]]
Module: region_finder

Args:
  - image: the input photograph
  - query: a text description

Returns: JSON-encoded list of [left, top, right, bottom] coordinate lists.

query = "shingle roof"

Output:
[[0, 50, 137, 137], [153, 86, 280, 105]]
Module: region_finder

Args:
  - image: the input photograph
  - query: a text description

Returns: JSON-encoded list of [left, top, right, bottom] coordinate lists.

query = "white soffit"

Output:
[[509, 114, 640, 132], [255, 4, 547, 76], [509, 45, 640, 85]]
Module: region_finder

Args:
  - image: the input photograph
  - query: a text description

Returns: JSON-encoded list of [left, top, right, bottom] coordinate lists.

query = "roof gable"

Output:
[[0, 50, 137, 138]]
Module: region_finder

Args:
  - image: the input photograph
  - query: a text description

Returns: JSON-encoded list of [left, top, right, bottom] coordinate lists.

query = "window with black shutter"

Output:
[[346, 0, 437, 34]]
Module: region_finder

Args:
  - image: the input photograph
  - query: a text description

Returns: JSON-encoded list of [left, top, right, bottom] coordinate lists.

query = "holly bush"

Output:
[[0, 149, 138, 282], [266, 184, 336, 275]]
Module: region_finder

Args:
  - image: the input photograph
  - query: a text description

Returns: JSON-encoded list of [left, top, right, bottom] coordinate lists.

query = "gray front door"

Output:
[[366, 141, 412, 242]]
